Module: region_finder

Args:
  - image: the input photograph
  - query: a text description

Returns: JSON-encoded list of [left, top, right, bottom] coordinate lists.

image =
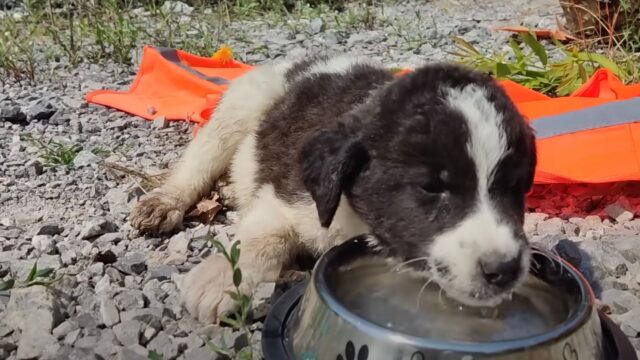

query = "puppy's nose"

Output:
[[480, 255, 522, 289]]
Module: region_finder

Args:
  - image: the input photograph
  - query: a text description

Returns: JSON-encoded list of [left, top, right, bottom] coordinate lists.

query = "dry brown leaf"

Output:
[[186, 193, 223, 224]]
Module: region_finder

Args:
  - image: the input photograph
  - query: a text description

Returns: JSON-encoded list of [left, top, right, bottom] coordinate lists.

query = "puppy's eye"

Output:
[[419, 181, 445, 195]]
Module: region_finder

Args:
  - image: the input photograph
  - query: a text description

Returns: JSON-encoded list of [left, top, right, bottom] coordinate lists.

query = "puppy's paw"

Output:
[[179, 254, 253, 324], [129, 190, 184, 235]]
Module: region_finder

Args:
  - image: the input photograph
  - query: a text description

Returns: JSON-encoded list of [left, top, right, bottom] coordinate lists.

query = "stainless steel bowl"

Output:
[[263, 235, 638, 360]]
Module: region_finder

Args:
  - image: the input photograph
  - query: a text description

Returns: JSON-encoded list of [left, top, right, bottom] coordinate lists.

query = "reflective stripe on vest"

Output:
[[530, 97, 640, 139], [155, 47, 229, 86]]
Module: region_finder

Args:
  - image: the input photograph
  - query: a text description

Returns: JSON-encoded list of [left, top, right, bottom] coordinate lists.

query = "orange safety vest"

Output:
[[85, 46, 640, 185]]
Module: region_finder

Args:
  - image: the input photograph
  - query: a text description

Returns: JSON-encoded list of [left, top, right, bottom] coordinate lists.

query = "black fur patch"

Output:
[[255, 59, 394, 206], [255, 59, 536, 263]]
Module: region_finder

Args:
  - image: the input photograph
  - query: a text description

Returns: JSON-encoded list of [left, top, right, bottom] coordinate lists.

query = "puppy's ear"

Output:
[[299, 129, 369, 228]]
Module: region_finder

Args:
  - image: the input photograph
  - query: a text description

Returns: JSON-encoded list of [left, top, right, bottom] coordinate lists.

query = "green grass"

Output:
[[0, 0, 382, 84], [20, 132, 82, 168]]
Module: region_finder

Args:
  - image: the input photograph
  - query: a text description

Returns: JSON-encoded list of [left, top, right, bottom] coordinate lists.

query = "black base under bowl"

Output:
[[262, 281, 638, 360]]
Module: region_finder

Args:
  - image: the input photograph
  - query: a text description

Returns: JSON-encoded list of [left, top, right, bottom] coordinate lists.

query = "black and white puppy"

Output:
[[130, 53, 537, 323]]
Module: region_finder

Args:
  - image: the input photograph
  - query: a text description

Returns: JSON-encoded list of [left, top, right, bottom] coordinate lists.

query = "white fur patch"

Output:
[[446, 84, 507, 193], [306, 55, 377, 76], [427, 84, 522, 305]]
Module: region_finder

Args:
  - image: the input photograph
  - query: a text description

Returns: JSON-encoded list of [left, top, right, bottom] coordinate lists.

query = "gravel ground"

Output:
[[3, 0, 640, 359]]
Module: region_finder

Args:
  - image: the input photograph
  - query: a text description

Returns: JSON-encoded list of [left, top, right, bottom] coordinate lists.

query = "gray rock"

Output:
[[601, 289, 640, 314], [166, 232, 191, 264], [117, 347, 148, 360], [9, 255, 62, 280], [309, 17, 325, 34], [120, 308, 163, 330], [141, 325, 158, 345], [113, 320, 143, 347], [537, 217, 564, 236], [605, 202, 634, 223], [74, 335, 100, 349], [76, 312, 99, 329], [161, 1, 193, 14], [64, 328, 82, 346], [252, 282, 276, 319], [153, 115, 168, 129], [0, 324, 13, 338], [17, 331, 58, 359], [100, 297, 121, 327], [26, 159, 44, 176], [32, 234, 57, 254], [4, 285, 63, 333], [115, 252, 147, 275], [184, 347, 218, 360], [114, 289, 145, 311], [618, 308, 640, 336], [0, 104, 26, 124], [104, 187, 131, 217], [146, 332, 179, 360], [26, 99, 57, 121], [36, 224, 62, 236], [53, 320, 79, 339], [73, 150, 100, 168], [80, 218, 118, 239], [146, 264, 177, 282]]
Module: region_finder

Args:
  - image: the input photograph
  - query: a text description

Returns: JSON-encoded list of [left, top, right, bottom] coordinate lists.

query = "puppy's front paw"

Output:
[[129, 190, 184, 235], [179, 254, 252, 324]]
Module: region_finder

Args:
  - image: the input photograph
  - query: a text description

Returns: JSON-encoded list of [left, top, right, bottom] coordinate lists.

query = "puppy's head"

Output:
[[300, 63, 537, 307]]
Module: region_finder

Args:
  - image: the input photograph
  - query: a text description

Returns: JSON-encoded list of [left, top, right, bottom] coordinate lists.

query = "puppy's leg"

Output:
[[180, 186, 296, 323], [130, 63, 290, 234]]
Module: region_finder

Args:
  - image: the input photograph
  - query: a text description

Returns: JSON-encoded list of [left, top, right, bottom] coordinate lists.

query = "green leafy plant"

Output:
[[206, 237, 254, 360], [20, 132, 82, 168], [0, 260, 60, 291], [450, 31, 631, 97], [147, 350, 164, 360]]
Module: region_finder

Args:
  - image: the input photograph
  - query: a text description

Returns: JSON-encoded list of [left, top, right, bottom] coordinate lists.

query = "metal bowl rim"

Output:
[[312, 236, 596, 354]]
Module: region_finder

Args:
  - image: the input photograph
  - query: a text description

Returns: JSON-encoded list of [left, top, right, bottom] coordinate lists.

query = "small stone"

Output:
[[161, 0, 193, 14], [184, 347, 217, 360], [113, 320, 143, 347], [153, 115, 168, 129], [117, 347, 148, 360], [53, 320, 79, 339], [0, 104, 27, 124], [115, 252, 147, 275], [601, 289, 640, 314], [146, 264, 177, 282], [524, 212, 548, 234], [76, 312, 98, 329], [309, 17, 324, 34], [104, 187, 131, 217], [141, 325, 158, 345], [4, 285, 63, 333], [80, 218, 119, 239], [26, 159, 44, 176], [26, 99, 57, 121], [605, 202, 635, 223], [537, 217, 564, 236], [32, 234, 57, 254], [120, 308, 163, 330], [166, 232, 191, 264], [252, 282, 276, 319], [37, 224, 62, 236], [115, 290, 145, 311], [618, 308, 640, 336], [147, 332, 179, 360], [17, 331, 58, 359], [73, 150, 100, 168], [74, 335, 100, 349], [100, 297, 121, 327], [96, 232, 124, 243]]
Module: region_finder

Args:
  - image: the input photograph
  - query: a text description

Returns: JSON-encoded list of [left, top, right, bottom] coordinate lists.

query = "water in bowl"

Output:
[[330, 256, 573, 343]]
